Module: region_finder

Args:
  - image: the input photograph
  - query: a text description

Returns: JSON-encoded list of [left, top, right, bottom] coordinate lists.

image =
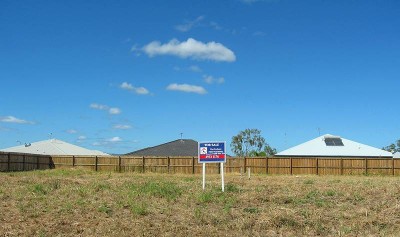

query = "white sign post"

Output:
[[198, 142, 226, 192]]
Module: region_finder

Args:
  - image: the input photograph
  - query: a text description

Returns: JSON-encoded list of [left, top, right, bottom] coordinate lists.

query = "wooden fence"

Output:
[[2, 152, 400, 175], [0, 152, 54, 172]]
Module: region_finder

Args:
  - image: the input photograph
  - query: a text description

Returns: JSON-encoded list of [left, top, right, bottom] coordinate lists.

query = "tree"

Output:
[[230, 128, 276, 157], [383, 139, 400, 153]]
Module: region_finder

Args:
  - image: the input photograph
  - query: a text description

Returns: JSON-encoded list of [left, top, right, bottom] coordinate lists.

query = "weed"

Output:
[[98, 203, 113, 216], [77, 186, 89, 197], [326, 190, 336, 196], [138, 181, 182, 201], [183, 177, 195, 182], [353, 193, 364, 202], [49, 179, 61, 190], [304, 179, 314, 185], [198, 191, 213, 203], [194, 207, 202, 220], [33, 184, 47, 195], [306, 190, 319, 199], [226, 183, 240, 193], [244, 207, 259, 214], [222, 196, 236, 213], [130, 202, 147, 216], [60, 202, 74, 214], [275, 216, 300, 228], [38, 230, 47, 237], [94, 182, 110, 192]]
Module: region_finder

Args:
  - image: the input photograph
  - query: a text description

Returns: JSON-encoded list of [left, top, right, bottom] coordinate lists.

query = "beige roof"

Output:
[[1, 139, 109, 156]]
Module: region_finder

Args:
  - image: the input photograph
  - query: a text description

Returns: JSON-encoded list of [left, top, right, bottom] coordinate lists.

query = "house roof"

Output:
[[276, 134, 393, 158], [0, 139, 109, 156], [394, 152, 400, 158], [125, 139, 198, 156]]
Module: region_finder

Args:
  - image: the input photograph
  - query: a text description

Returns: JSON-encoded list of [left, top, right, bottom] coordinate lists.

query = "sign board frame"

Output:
[[198, 141, 226, 163]]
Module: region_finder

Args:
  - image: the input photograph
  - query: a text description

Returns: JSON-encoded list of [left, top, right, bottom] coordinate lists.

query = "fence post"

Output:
[[118, 156, 122, 173], [290, 157, 293, 175], [266, 157, 269, 174], [316, 158, 319, 175], [392, 158, 395, 176], [7, 153, 11, 172], [72, 155, 75, 167], [37, 155, 40, 170], [192, 157, 195, 174], [244, 157, 247, 173], [23, 154, 26, 171], [95, 156, 98, 172], [142, 156, 145, 173], [340, 158, 344, 175], [167, 156, 170, 173], [365, 158, 368, 175]]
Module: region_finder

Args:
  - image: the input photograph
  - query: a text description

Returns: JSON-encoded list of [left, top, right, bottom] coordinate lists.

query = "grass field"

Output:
[[1, 169, 400, 236]]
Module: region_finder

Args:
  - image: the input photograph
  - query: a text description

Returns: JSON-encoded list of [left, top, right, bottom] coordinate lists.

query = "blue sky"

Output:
[[1, 0, 399, 154]]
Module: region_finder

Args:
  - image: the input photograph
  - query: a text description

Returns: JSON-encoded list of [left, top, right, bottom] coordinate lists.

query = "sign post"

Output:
[[198, 141, 226, 192]]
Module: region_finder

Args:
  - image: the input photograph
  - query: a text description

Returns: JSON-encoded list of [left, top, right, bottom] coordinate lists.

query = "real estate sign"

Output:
[[198, 142, 226, 163]]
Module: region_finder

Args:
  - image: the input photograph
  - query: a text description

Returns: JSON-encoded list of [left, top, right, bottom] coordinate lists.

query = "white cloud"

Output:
[[90, 103, 121, 115], [113, 124, 132, 130], [108, 137, 122, 142], [108, 108, 121, 115], [92, 136, 122, 146], [253, 31, 266, 36], [173, 65, 202, 73], [66, 129, 78, 134], [166, 83, 207, 95], [189, 65, 202, 72], [203, 75, 225, 84], [90, 103, 108, 110], [78, 135, 86, 140], [175, 16, 204, 32], [120, 82, 150, 95], [0, 116, 34, 124], [142, 38, 236, 62]]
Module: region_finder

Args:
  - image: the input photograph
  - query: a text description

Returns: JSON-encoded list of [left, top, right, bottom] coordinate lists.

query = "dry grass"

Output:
[[1, 169, 400, 236]]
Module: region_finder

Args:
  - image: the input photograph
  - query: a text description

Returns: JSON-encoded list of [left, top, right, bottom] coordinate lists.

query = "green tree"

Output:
[[230, 129, 276, 157], [383, 139, 400, 153]]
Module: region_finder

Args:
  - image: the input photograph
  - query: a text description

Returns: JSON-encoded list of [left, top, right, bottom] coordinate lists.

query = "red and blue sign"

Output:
[[198, 142, 226, 163]]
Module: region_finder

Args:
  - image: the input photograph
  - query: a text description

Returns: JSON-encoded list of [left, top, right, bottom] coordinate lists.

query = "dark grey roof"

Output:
[[125, 139, 198, 156]]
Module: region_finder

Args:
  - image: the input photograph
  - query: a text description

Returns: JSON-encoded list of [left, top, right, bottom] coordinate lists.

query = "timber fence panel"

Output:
[[169, 157, 193, 174], [342, 158, 365, 175], [268, 158, 291, 174], [245, 157, 267, 174], [0, 153, 9, 171], [0, 152, 53, 172], [52, 156, 74, 169], [292, 158, 316, 175], [367, 159, 393, 175], [317, 159, 342, 175], [120, 156, 143, 173], [395, 159, 400, 175], [97, 156, 119, 172], [74, 156, 96, 171], [225, 158, 243, 174]]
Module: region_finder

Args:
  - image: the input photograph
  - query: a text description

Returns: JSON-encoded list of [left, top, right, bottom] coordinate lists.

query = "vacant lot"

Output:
[[1, 169, 400, 236]]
